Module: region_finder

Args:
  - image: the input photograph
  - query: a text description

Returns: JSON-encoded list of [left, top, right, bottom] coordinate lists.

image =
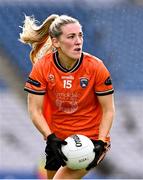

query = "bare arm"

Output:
[[27, 93, 52, 140], [97, 94, 115, 142]]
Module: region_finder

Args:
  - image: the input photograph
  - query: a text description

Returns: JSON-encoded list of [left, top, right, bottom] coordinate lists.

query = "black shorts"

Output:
[[44, 145, 61, 171]]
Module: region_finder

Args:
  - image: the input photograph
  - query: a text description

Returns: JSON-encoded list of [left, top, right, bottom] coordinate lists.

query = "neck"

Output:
[[58, 52, 78, 70]]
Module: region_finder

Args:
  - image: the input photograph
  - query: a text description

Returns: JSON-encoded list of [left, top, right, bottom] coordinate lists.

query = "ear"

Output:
[[51, 37, 60, 48]]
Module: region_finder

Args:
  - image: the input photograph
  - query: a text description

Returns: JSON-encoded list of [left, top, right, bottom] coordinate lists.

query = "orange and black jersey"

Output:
[[24, 51, 114, 140]]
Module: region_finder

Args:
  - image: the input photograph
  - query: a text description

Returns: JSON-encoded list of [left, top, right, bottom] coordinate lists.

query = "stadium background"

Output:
[[0, 0, 143, 179]]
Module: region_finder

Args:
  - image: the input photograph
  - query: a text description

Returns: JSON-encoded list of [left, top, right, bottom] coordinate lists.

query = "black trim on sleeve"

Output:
[[24, 88, 46, 95], [96, 89, 114, 96], [26, 77, 41, 87]]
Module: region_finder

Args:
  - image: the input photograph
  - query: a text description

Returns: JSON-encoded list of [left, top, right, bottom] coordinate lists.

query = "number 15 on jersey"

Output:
[[63, 80, 72, 89]]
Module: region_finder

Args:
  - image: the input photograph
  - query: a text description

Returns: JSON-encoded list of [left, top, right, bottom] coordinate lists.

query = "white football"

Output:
[[61, 134, 95, 170]]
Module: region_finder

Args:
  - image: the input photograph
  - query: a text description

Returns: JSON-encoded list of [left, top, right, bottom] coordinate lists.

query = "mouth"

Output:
[[74, 48, 81, 52]]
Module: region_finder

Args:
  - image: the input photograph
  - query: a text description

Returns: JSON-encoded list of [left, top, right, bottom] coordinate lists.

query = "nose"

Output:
[[75, 36, 82, 45]]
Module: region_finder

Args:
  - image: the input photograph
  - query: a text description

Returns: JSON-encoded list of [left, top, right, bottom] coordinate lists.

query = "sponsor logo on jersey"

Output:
[[55, 92, 79, 113], [104, 76, 112, 85], [80, 78, 89, 88], [61, 75, 74, 80]]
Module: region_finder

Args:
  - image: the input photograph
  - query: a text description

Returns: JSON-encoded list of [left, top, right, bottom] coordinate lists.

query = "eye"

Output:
[[79, 33, 83, 38], [68, 35, 74, 39]]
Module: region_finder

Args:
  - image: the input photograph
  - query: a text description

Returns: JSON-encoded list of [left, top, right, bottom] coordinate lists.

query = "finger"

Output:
[[86, 161, 97, 171], [56, 145, 68, 161], [56, 142, 68, 160], [52, 148, 67, 166], [58, 143, 68, 160], [60, 160, 66, 166], [62, 140, 67, 145], [58, 140, 67, 145], [94, 153, 102, 165], [56, 154, 66, 166], [54, 138, 67, 144], [59, 148, 68, 161], [86, 153, 99, 170], [86, 158, 98, 170]]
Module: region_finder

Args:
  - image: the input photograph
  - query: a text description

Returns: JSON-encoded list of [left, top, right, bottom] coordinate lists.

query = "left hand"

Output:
[[86, 140, 107, 170], [45, 133, 68, 167]]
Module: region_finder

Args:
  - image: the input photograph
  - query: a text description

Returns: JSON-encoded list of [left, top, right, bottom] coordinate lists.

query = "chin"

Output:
[[72, 54, 82, 60], [71, 56, 80, 60]]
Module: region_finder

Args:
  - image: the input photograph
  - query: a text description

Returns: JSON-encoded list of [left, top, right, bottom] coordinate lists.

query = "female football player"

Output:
[[19, 14, 115, 179]]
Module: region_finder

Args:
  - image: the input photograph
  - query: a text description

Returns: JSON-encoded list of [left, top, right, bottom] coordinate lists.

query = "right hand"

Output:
[[45, 133, 68, 166], [86, 140, 107, 170]]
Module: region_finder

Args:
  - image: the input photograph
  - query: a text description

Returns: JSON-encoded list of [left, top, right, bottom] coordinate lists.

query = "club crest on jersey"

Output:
[[80, 78, 89, 88], [104, 76, 112, 86]]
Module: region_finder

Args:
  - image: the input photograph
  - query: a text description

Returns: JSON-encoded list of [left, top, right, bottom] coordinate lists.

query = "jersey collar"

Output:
[[53, 51, 83, 73]]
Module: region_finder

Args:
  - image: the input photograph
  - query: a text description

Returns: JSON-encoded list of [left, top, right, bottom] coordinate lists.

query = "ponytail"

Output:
[[19, 14, 59, 64]]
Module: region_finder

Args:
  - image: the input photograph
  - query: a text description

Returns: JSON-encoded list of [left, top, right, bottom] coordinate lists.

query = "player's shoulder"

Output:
[[33, 52, 53, 69], [83, 52, 103, 67]]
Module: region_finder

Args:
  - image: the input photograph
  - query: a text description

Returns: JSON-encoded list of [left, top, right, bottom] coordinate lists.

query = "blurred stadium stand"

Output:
[[0, 50, 45, 178], [0, 0, 143, 179]]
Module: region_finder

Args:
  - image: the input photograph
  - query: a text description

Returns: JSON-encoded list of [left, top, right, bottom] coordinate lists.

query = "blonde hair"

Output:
[[19, 14, 80, 64]]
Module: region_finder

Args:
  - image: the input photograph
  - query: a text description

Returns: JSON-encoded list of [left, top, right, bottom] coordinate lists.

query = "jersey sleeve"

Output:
[[24, 62, 47, 95], [95, 61, 114, 96]]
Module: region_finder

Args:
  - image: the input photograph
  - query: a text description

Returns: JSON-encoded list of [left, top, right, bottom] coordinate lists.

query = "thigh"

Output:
[[46, 170, 57, 179], [53, 166, 88, 179]]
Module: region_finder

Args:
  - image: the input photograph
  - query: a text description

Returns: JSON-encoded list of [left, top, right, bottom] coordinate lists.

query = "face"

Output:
[[52, 22, 83, 60]]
